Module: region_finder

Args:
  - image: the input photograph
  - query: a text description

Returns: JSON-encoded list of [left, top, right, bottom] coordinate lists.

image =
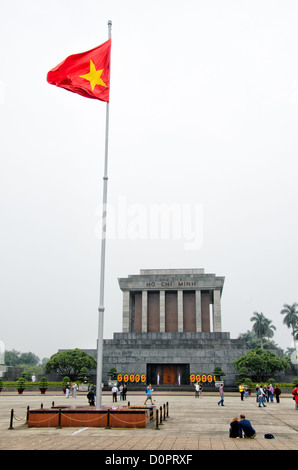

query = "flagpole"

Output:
[[96, 19, 112, 409]]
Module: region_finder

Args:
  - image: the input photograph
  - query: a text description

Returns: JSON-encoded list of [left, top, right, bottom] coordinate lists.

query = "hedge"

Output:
[[2, 381, 65, 388]]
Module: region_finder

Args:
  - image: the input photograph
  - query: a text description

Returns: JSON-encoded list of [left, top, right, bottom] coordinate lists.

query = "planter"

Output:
[[63, 388, 66, 394], [18, 389, 24, 394], [39, 388, 47, 394]]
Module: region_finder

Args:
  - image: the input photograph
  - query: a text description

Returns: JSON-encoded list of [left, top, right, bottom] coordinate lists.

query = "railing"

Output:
[[8, 401, 170, 430]]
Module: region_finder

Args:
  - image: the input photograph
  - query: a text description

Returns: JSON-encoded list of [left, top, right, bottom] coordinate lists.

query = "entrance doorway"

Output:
[[163, 365, 175, 384], [147, 363, 190, 385]]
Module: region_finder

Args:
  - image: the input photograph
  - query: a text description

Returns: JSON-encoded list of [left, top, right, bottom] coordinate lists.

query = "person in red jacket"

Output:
[[292, 384, 298, 410]]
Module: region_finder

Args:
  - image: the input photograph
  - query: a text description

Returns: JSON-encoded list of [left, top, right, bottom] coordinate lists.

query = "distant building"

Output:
[[89, 269, 250, 387]]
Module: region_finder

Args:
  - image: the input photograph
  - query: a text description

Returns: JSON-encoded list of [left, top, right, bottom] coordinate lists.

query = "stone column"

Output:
[[160, 290, 165, 332], [122, 291, 130, 333], [213, 289, 222, 332], [195, 290, 202, 332], [141, 290, 148, 332], [177, 290, 183, 332]]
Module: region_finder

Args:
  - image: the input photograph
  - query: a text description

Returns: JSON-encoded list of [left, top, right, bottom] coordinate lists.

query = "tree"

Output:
[[238, 330, 278, 350], [21, 365, 43, 380], [108, 368, 118, 380], [19, 352, 40, 365], [250, 312, 276, 349], [212, 366, 225, 380], [4, 349, 40, 366], [233, 349, 290, 382], [235, 366, 250, 385], [77, 367, 90, 383], [45, 349, 97, 380], [280, 303, 298, 359]]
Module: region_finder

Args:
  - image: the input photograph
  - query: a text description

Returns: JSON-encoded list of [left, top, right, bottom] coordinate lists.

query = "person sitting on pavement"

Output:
[[229, 417, 241, 438], [239, 414, 256, 438]]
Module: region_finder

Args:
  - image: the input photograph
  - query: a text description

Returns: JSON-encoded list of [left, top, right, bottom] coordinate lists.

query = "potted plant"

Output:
[[62, 376, 70, 394], [0, 377, 3, 393], [17, 377, 26, 394], [39, 377, 48, 394], [212, 366, 225, 381]]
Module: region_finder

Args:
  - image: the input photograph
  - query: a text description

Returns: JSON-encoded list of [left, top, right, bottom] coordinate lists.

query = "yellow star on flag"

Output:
[[80, 60, 107, 91]]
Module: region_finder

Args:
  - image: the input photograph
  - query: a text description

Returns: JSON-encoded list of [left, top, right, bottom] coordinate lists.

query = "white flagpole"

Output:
[[96, 19, 112, 409]]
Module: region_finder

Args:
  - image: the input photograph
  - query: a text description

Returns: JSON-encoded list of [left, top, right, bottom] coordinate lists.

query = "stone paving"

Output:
[[0, 391, 297, 452]]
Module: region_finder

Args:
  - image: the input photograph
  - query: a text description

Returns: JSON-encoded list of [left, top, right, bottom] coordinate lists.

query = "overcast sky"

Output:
[[1, 0, 298, 361]]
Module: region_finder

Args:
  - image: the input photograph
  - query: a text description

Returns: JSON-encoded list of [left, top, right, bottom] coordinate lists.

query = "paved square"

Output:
[[0, 391, 297, 451]]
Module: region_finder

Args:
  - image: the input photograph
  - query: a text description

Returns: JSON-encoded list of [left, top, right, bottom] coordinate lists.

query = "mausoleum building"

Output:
[[119, 269, 224, 334], [93, 269, 249, 387]]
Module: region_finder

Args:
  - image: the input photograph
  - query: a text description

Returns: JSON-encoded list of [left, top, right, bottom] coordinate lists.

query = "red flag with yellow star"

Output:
[[47, 39, 111, 102]]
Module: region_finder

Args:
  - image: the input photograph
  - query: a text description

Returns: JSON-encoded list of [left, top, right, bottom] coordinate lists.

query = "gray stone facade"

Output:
[[99, 332, 248, 386]]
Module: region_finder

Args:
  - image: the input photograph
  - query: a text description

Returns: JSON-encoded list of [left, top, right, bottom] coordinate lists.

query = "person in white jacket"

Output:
[[112, 385, 118, 402], [258, 385, 266, 407]]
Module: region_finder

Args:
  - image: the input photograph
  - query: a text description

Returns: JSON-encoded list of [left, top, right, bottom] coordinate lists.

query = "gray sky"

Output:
[[1, 0, 298, 361]]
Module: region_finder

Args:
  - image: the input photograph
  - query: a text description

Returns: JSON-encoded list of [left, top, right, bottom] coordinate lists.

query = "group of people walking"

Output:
[[65, 381, 78, 398], [254, 384, 281, 406], [83, 379, 298, 412]]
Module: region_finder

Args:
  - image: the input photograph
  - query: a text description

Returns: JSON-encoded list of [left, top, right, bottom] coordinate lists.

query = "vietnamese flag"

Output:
[[47, 39, 111, 102]]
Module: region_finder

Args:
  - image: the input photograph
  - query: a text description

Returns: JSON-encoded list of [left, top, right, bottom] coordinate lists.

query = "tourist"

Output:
[[263, 384, 269, 402], [255, 384, 260, 402], [239, 383, 245, 401], [291, 384, 298, 409], [119, 384, 123, 400], [217, 383, 224, 406], [122, 383, 127, 401], [71, 382, 78, 398], [194, 382, 200, 398], [229, 417, 241, 438], [65, 382, 70, 398], [274, 385, 281, 403], [258, 385, 266, 407], [112, 384, 118, 402], [198, 383, 203, 398], [239, 414, 256, 438], [87, 388, 95, 406], [144, 384, 153, 405], [268, 384, 274, 403]]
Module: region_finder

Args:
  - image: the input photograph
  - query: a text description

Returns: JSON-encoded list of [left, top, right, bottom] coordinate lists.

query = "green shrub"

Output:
[[2, 381, 67, 388], [243, 378, 253, 389], [17, 377, 26, 390], [62, 376, 71, 388], [267, 378, 276, 386], [38, 377, 48, 389]]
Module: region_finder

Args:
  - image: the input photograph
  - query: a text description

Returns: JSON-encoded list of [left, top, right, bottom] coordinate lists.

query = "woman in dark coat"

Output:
[[229, 417, 241, 438], [274, 385, 281, 403]]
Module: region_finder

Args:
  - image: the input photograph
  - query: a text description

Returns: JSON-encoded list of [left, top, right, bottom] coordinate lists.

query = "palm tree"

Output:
[[250, 312, 276, 349], [280, 303, 298, 359], [264, 318, 277, 342]]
